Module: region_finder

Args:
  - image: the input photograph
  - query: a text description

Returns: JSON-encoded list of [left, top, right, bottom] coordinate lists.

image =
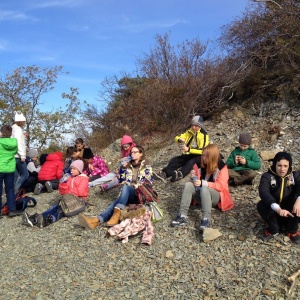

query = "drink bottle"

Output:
[[118, 156, 132, 168], [191, 176, 201, 191], [60, 173, 71, 183]]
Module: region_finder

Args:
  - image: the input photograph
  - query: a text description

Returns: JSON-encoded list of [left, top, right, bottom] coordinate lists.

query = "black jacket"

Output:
[[259, 168, 300, 210]]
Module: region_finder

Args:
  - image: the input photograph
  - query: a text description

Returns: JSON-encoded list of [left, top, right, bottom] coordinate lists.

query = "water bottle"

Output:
[[60, 173, 71, 183], [191, 176, 201, 191], [118, 156, 132, 168]]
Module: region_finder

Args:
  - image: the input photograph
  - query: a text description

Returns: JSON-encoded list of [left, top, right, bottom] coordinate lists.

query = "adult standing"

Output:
[[12, 111, 28, 193], [0, 125, 21, 217]]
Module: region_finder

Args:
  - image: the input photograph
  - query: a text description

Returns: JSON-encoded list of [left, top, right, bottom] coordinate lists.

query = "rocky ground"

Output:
[[1, 104, 300, 299]]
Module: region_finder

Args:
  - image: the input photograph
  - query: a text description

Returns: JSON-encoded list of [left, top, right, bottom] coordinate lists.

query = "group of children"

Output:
[[1, 112, 300, 245]]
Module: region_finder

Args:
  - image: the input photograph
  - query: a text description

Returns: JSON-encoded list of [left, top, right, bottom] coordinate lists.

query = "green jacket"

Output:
[[0, 138, 18, 173], [175, 128, 209, 155], [226, 146, 261, 171]]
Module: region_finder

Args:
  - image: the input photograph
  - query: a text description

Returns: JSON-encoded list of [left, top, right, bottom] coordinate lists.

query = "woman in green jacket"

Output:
[[0, 125, 20, 218]]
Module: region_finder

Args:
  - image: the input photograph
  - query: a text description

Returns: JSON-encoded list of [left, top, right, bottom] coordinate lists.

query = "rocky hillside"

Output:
[[1, 103, 300, 299]]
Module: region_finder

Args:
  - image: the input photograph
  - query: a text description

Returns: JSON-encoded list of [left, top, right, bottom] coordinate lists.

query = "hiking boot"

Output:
[[288, 232, 300, 244], [171, 170, 183, 182], [106, 207, 121, 227], [45, 181, 53, 193], [34, 183, 43, 195], [8, 210, 23, 217], [22, 211, 33, 227], [171, 215, 188, 227], [153, 171, 167, 182], [199, 218, 210, 231], [260, 230, 279, 242], [78, 213, 100, 230]]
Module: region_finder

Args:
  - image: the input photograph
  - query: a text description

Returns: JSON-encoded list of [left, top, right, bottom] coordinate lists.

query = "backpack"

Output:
[[1, 189, 37, 215], [146, 202, 164, 223], [58, 194, 86, 217]]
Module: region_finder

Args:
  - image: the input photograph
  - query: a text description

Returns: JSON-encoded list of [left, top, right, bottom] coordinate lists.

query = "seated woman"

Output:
[[171, 144, 233, 231], [22, 160, 89, 228], [34, 151, 64, 194], [77, 145, 153, 229], [82, 148, 110, 182], [90, 135, 136, 192]]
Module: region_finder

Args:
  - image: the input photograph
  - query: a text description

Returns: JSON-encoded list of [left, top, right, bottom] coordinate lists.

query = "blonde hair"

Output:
[[200, 144, 220, 173]]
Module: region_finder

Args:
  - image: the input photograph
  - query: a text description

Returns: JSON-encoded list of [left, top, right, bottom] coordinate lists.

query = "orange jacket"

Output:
[[58, 174, 89, 199]]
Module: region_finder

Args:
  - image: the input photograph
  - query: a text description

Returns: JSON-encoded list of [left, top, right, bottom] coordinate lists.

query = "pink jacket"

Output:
[[108, 210, 154, 245], [58, 174, 89, 199], [199, 163, 234, 212], [121, 135, 136, 157], [82, 155, 109, 177]]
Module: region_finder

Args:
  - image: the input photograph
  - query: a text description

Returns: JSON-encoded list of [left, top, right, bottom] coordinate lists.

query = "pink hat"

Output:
[[70, 160, 84, 173]]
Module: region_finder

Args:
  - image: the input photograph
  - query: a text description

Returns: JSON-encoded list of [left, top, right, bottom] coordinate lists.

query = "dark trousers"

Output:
[[162, 154, 201, 178], [228, 169, 257, 185], [257, 200, 298, 234]]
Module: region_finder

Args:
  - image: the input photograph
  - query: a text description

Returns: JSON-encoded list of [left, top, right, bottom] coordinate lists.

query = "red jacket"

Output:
[[58, 174, 89, 199], [38, 152, 64, 181]]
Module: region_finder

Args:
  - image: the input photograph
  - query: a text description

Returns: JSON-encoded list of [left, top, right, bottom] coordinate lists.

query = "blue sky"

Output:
[[0, 0, 251, 111]]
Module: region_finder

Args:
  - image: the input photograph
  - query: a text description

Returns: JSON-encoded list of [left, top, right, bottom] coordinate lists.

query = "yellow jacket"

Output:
[[175, 128, 209, 155]]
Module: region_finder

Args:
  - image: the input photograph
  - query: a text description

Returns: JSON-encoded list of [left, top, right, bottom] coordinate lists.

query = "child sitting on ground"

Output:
[[91, 135, 136, 192], [22, 160, 89, 228], [226, 133, 261, 186]]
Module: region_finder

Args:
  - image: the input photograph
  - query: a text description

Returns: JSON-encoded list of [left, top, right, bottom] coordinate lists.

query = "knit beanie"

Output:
[[70, 160, 84, 173], [191, 115, 203, 127], [27, 149, 39, 158], [82, 148, 94, 159], [14, 111, 26, 122], [238, 133, 252, 145], [271, 152, 292, 169]]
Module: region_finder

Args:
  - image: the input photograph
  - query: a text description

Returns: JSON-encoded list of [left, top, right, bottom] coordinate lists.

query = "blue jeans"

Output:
[[0, 172, 16, 211], [15, 158, 29, 192], [42, 202, 64, 225], [98, 185, 136, 223]]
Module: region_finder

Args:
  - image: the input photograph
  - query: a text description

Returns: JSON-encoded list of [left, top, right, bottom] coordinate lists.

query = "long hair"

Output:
[[200, 144, 220, 173], [131, 145, 145, 164]]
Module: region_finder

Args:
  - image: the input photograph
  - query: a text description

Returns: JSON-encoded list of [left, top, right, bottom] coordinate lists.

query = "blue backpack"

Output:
[[1, 190, 37, 215]]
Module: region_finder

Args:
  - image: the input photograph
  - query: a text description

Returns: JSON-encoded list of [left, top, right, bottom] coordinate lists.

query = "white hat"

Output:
[[14, 111, 26, 122]]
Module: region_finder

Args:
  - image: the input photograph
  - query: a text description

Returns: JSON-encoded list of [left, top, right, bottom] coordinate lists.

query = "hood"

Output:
[[121, 135, 134, 146], [0, 138, 17, 151], [270, 151, 293, 175], [46, 151, 63, 162]]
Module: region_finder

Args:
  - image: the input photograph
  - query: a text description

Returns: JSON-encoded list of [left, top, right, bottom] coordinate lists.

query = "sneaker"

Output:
[[228, 179, 236, 186], [171, 170, 183, 182], [8, 210, 23, 217], [99, 184, 108, 194], [153, 171, 167, 182], [260, 230, 279, 241], [22, 211, 33, 227], [199, 218, 210, 231], [36, 214, 44, 228], [288, 232, 300, 244], [34, 183, 43, 195], [171, 215, 188, 227], [45, 181, 53, 193]]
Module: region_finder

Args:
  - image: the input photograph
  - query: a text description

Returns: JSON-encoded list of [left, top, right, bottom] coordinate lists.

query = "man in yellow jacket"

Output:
[[155, 116, 209, 182]]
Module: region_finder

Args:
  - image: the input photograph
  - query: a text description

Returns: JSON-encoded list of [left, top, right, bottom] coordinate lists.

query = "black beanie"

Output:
[[82, 148, 94, 159], [272, 152, 292, 168], [238, 133, 252, 145]]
